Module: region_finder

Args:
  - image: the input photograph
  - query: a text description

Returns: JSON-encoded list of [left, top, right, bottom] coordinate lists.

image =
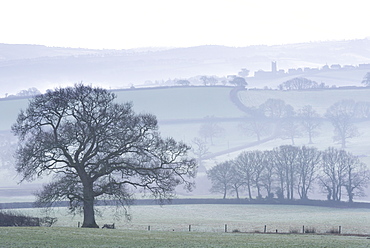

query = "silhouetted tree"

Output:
[[259, 99, 295, 139], [259, 99, 291, 119], [273, 145, 300, 200], [325, 100, 359, 148], [354, 101, 370, 119], [319, 147, 347, 201], [260, 150, 275, 198], [298, 105, 322, 144], [229, 76, 247, 88], [250, 150, 266, 199], [16, 87, 41, 97], [278, 77, 320, 90], [238, 115, 272, 142], [12, 84, 196, 228], [207, 161, 234, 199], [229, 164, 244, 199], [234, 151, 255, 200], [238, 68, 250, 78], [198, 117, 224, 145], [361, 72, 370, 86], [191, 137, 210, 172], [200, 76, 218, 86], [341, 152, 370, 203], [176, 79, 190, 86], [280, 107, 301, 145], [296, 146, 321, 200]]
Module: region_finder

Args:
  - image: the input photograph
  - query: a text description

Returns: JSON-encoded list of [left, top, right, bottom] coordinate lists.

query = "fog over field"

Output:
[[1, 39, 370, 96], [1, 40, 370, 204]]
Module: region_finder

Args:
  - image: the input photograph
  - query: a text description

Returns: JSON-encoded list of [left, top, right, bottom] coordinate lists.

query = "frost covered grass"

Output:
[[15, 204, 370, 235], [0, 226, 369, 248]]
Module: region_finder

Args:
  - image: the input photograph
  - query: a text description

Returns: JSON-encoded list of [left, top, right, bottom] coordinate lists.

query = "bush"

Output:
[[0, 210, 57, 227], [326, 227, 340, 234], [289, 228, 299, 234], [305, 227, 316, 234], [232, 229, 240, 233]]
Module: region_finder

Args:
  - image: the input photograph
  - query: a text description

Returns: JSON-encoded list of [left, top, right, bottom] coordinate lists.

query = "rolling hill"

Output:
[[1, 38, 370, 97], [1, 86, 370, 199]]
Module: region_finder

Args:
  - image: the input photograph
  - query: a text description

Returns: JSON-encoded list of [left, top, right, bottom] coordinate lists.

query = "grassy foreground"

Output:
[[0, 227, 369, 248]]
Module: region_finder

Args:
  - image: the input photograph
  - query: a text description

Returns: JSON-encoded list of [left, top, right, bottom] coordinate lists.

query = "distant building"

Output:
[[330, 64, 341, 70], [254, 61, 285, 78], [359, 63, 370, 69], [343, 65, 356, 70], [322, 65, 330, 71], [272, 61, 277, 73]]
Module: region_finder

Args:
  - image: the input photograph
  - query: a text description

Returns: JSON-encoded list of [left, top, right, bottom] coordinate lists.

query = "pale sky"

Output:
[[1, 0, 369, 50]]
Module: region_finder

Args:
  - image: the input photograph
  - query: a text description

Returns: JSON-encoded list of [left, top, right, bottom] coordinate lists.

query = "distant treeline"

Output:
[[2, 198, 370, 210]]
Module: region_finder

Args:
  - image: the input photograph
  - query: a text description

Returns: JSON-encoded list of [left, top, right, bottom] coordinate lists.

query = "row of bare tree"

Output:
[[237, 98, 370, 148], [207, 145, 370, 202]]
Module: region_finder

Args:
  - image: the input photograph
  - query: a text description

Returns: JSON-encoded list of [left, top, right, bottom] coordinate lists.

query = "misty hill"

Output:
[[2, 86, 370, 155], [1, 86, 370, 198], [1, 39, 370, 96]]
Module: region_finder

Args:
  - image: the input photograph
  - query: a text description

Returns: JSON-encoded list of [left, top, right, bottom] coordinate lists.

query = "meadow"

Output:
[[1, 227, 370, 248], [12, 204, 370, 235], [2, 204, 370, 247]]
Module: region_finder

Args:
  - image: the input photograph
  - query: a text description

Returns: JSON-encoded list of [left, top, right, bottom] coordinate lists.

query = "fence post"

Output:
[[302, 225, 305, 234], [78, 222, 80, 228], [189, 225, 191, 232], [225, 224, 227, 233], [339, 226, 341, 234], [264, 225, 267, 233], [148, 225, 150, 231]]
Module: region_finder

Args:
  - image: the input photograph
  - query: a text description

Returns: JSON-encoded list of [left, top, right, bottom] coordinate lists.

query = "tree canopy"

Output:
[[12, 84, 197, 228]]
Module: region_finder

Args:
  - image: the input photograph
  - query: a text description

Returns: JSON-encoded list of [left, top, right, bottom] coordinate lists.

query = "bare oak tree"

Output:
[[12, 84, 196, 228], [234, 151, 256, 200], [273, 145, 300, 200], [341, 152, 370, 203], [198, 117, 224, 145], [319, 147, 347, 201], [296, 146, 321, 200], [298, 105, 322, 144], [207, 160, 235, 199], [325, 100, 359, 148]]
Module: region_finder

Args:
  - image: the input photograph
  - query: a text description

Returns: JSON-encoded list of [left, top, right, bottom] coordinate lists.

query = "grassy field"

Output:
[[12, 204, 370, 235], [3, 203, 370, 247], [239, 87, 370, 115], [1, 226, 370, 248]]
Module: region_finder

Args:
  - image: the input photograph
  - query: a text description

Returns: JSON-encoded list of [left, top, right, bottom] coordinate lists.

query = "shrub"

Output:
[[305, 227, 316, 234], [0, 210, 57, 227], [232, 229, 240, 233], [326, 227, 340, 234], [289, 228, 299, 234]]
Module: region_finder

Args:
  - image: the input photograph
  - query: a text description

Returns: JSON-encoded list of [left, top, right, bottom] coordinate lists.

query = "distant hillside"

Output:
[[1, 86, 370, 198], [1, 39, 370, 96]]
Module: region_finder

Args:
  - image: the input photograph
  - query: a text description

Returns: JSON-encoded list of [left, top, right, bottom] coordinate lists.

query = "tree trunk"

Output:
[[308, 132, 313, 144], [235, 187, 239, 199], [247, 183, 252, 200], [81, 185, 99, 228], [348, 192, 354, 203]]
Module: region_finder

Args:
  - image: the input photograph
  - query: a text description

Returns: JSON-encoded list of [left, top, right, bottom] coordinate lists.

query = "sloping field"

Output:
[[113, 86, 243, 120], [1, 86, 370, 157], [238, 87, 370, 115], [0, 86, 243, 131]]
